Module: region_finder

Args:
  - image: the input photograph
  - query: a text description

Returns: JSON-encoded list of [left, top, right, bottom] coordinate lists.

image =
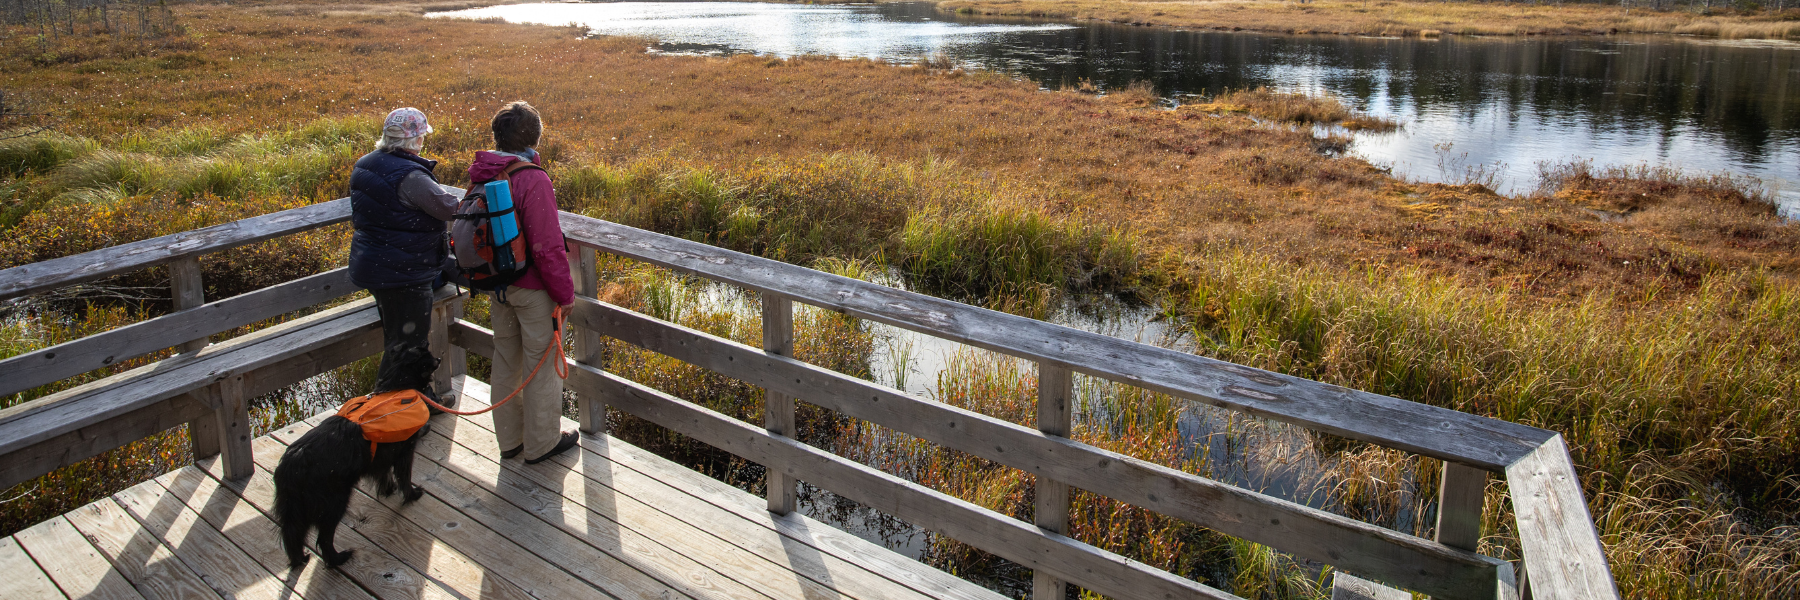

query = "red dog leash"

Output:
[[419, 305, 569, 416]]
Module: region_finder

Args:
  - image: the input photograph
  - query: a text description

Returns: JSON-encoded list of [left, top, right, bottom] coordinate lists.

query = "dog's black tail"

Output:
[[273, 442, 311, 568]]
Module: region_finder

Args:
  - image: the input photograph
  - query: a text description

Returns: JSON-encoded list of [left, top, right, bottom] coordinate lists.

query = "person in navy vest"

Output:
[[348, 108, 466, 409]]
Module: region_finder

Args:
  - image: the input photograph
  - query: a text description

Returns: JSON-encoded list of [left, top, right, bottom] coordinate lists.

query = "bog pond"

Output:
[[433, 1, 1800, 217]]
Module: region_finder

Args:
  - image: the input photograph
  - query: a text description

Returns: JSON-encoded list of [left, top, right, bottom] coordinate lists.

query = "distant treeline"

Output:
[[4, 0, 179, 44]]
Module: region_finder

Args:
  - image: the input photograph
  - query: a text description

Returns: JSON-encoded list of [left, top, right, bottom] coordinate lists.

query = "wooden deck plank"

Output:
[[0, 536, 69, 599], [152, 466, 373, 600], [452, 377, 1001, 600], [109, 478, 294, 600], [62, 497, 221, 600], [264, 421, 627, 600], [12, 516, 145, 600], [234, 435, 534, 600], [420, 414, 850, 600], [399, 416, 728, 600], [408, 421, 767, 600]]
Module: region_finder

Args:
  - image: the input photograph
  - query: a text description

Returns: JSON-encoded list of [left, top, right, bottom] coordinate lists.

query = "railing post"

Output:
[[169, 255, 207, 353], [763, 293, 796, 515], [172, 255, 218, 461], [1438, 461, 1519, 600], [1034, 363, 1073, 600], [429, 287, 464, 397], [570, 245, 604, 434], [210, 372, 253, 481]]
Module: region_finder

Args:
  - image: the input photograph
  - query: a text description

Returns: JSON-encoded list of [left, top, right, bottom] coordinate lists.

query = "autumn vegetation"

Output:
[[2, 1, 1798, 598], [942, 0, 1800, 39]]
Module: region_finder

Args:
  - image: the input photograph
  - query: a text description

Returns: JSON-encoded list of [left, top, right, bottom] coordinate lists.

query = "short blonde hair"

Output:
[[376, 134, 424, 154]]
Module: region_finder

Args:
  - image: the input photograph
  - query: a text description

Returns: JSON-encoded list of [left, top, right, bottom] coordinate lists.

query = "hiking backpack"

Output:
[[337, 390, 431, 455], [447, 161, 543, 291]]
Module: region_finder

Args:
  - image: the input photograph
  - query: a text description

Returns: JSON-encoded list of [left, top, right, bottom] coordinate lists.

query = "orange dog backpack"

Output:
[[337, 390, 431, 455]]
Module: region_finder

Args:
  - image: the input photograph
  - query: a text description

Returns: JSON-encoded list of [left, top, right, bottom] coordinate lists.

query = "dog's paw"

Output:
[[403, 484, 424, 504], [288, 554, 311, 570], [324, 549, 355, 567]]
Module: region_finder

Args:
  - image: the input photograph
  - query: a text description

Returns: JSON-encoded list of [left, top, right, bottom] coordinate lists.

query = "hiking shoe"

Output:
[[525, 431, 579, 464], [424, 386, 458, 415], [501, 445, 523, 459]]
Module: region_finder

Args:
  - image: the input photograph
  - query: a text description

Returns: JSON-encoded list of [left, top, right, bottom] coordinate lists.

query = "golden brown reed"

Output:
[[942, 0, 1800, 39]]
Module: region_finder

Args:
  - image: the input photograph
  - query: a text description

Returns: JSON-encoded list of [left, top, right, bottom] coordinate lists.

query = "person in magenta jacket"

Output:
[[469, 101, 579, 464]]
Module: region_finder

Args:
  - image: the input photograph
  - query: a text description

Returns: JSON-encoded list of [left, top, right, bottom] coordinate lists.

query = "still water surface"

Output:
[[433, 1, 1800, 216]]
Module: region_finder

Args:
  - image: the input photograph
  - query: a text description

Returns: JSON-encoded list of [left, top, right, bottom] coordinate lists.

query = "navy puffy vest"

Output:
[[348, 150, 447, 289]]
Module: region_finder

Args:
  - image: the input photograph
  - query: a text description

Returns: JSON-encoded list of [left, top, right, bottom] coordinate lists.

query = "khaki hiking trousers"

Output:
[[489, 287, 566, 461]]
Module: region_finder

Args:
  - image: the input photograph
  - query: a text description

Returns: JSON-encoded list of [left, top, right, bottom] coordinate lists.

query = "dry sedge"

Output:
[[2, 2, 1798, 599]]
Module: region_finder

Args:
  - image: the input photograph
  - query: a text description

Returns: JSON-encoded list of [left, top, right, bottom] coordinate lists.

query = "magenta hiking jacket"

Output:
[[468, 151, 573, 305]]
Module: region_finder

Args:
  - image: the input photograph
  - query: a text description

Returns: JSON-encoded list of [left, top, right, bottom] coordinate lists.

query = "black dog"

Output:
[[274, 348, 437, 568]]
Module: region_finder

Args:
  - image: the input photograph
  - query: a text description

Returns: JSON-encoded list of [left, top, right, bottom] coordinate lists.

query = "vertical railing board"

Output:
[[763, 294, 796, 515], [208, 373, 253, 481], [1034, 363, 1073, 600], [1505, 435, 1617, 600], [171, 255, 215, 461], [571, 246, 604, 434]]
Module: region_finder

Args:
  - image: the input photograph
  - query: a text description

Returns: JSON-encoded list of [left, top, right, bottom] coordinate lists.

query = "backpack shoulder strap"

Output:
[[501, 160, 544, 179]]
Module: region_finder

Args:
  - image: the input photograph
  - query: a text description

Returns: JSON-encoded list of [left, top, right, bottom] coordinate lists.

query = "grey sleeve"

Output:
[[398, 171, 465, 221]]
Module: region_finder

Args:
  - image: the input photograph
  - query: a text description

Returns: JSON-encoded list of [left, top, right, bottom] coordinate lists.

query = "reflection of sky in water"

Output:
[[432, 2, 1073, 59], [432, 3, 1800, 217]]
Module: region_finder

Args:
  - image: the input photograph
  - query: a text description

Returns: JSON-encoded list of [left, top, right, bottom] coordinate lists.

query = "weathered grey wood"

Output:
[[194, 449, 465, 600], [560, 215, 1554, 470], [428, 289, 461, 398], [244, 432, 540, 600], [762, 293, 796, 516], [571, 296, 1504, 600], [169, 255, 208, 354], [412, 428, 767, 600], [566, 360, 1240, 600], [1034, 363, 1073, 600], [110, 477, 293, 600], [0, 268, 356, 399], [450, 374, 1004, 600], [187, 405, 221, 461], [64, 497, 223, 599], [571, 245, 604, 433], [1505, 435, 1618, 600], [0, 298, 374, 443], [1332, 573, 1411, 600], [1437, 461, 1488, 551], [153, 467, 373, 600], [264, 422, 648, 600], [0, 536, 69, 599], [0, 286, 452, 488], [0, 393, 209, 492], [0, 198, 350, 302], [13, 516, 146, 600], [209, 374, 254, 481]]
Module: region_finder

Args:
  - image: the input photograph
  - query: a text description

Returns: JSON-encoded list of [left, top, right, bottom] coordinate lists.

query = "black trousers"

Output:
[[371, 282, 437, 393]]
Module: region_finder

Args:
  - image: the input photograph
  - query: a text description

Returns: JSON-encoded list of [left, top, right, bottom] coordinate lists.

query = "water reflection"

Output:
[[433, 1, 1800, 215]]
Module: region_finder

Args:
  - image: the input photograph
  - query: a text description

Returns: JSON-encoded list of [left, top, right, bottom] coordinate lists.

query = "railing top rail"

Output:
[[0, 198, 351, 303], [559, 212, 1557, 471]]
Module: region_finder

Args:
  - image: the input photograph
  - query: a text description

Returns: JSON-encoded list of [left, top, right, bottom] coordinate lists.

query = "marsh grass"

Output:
[[1, 6, 1797, 597], [940, 0, 1800, 39]]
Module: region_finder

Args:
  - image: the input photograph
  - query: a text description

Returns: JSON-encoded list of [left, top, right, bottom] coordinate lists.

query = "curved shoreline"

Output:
[[930, 0, 1800, 40]]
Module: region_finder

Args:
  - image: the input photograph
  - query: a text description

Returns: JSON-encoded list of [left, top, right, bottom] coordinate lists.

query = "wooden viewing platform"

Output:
[[3, 376, 1004, 600], [0, 200, 1621, 599]]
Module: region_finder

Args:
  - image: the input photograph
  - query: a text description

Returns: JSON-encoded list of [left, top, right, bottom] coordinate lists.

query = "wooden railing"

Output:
[[0, 201, 1620, 600]]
